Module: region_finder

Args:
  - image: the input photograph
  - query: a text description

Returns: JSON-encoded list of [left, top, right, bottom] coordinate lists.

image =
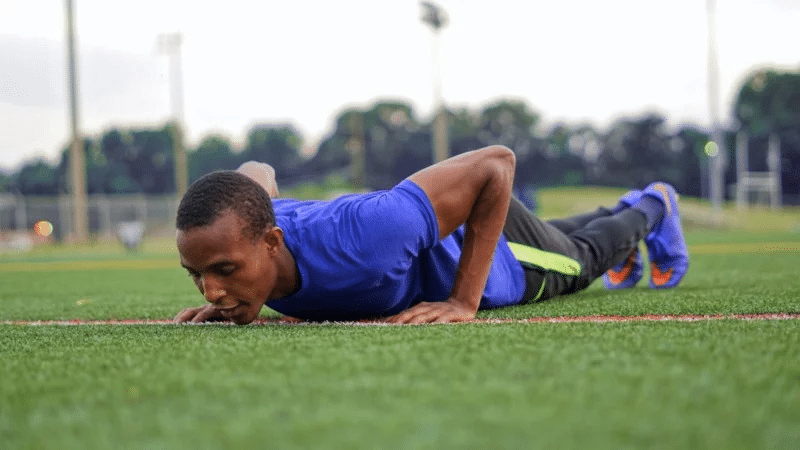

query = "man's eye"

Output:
[[217, 265, 236, 276]]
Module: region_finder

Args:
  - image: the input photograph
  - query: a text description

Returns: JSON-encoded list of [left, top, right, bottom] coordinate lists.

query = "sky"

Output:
[[1, 0, 799, 172]]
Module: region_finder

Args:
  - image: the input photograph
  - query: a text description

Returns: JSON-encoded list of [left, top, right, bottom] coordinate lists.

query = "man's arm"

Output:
[[236, 161, 280, 198], [386, 145, 515, 324]]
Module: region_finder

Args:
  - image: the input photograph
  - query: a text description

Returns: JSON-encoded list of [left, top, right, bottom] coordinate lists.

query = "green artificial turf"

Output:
[[1, 193, 799, 449], [1, 233, 797, 322], [1, 322, 799, 450]]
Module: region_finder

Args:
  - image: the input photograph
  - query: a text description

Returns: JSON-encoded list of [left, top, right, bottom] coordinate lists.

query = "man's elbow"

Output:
[[482, 145, 516, 183]]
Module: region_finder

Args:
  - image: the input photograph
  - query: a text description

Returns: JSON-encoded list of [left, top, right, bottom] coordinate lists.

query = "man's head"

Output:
[[176, 170, 275, 241], [175, 171, 293, 325]]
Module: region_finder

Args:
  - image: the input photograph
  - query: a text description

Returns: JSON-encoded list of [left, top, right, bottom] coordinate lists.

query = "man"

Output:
[[174, 145, 689, 325]]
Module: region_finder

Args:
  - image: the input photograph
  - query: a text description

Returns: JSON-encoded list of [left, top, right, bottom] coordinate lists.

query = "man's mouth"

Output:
[[218, 304, 239, 316], [219, 303, 255, 325]]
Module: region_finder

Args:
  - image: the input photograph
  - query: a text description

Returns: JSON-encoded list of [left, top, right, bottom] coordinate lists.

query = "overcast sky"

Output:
[[1, 0, 799, 171]]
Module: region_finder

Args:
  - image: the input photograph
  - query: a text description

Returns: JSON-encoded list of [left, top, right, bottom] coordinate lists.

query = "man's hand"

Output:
[[173, 304, 230, 323], [384, 301, 476, 324]]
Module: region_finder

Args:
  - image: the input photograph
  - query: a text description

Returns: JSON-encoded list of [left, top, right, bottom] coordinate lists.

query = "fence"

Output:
[[0, 193, 179, 242]]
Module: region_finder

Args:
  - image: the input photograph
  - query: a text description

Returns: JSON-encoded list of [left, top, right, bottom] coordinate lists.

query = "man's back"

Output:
[[266, 180, 525, 321]]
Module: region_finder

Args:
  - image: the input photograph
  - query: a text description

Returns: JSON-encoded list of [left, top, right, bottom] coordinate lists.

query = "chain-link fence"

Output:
[[0, 193, 179, 242]]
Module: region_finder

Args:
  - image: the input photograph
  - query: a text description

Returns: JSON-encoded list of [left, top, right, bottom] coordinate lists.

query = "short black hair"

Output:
[[176, 171, 275, 241]]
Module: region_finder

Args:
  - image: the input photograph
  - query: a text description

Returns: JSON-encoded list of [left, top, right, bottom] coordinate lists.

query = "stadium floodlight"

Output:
[[420, 1, 448, 31], [419, 1, 449, 163]]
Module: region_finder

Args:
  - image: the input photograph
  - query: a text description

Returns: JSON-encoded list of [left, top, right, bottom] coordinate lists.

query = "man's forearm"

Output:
[[446, 157, 513, 311], [406, 145, 516, 315], [386, 146, 516, 323]]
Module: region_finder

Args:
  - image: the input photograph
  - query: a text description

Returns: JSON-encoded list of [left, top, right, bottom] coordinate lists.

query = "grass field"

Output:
[[1, 189, 799, 449]]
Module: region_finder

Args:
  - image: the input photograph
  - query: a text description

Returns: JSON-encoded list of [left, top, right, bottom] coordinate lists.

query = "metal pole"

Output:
[[767, 133, 782, 209], [431, 32, 449, 163], [420, 1, 449, 163], [707, 0, 725, 211], [158, 33, 188, 197], [65, 0, 88, 243], [735, 131, 747, 210], [348, 112, 365, 190], [14, 194, 26, 233]]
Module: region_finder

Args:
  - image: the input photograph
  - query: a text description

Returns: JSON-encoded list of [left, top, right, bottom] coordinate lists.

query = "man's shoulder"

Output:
[[279, 181, 437, 246]]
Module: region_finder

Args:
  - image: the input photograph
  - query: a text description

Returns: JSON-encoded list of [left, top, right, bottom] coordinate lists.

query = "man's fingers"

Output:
[[190, 306, 224, 323], [385, 312, 410, 324], [174, 307, 204, 323], [432, 312, 472, 324], [173, 305, 229, 324], [385, 303, 434, 324], [385, 302, 474, 324], [279, 316, 304, 323], [403, 305, 443, 324], [410, 308, 468, 324]]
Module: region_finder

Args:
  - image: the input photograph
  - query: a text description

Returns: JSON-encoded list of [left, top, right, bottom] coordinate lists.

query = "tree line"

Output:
[[2, 68, 798, 204]]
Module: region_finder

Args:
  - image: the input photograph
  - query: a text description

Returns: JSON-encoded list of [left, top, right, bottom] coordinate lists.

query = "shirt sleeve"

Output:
[[389, 179, 440, 245]]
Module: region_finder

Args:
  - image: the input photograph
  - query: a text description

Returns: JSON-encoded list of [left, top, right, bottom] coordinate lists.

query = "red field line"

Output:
[[503, 313, 800, 323], [2, 313, 799, 326]]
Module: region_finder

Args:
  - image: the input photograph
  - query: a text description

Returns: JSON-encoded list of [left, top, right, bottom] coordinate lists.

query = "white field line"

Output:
[[1, 313, 798, 326]]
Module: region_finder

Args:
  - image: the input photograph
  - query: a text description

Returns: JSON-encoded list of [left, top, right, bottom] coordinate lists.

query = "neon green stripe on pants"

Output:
[[506, 242, 582, 302], [506, 242, 582, 276]]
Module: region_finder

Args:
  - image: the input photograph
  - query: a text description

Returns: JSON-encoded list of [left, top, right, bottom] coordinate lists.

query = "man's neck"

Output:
[[270, 244, 300, 300]]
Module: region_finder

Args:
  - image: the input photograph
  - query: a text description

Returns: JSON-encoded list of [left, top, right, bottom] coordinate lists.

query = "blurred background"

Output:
[[0, 0, 798, 247]]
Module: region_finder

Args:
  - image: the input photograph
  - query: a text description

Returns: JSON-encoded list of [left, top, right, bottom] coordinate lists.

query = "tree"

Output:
[[471, 99, 549, 190], [128, 126, 176, 194], [735, 70, 800, 137], [98, 129, 139, 193], [540, 123, 589, 186], [671, 126, 709, 198], [313, 101, 423, 190], [447, 107, 482, 157], [0, 170, 12, 193], [189, 135, 238, 182], [242, 124, 305, 178], [94, 125, 176, 194], [596, 113, 676, 188], [14, 159, 59, 195], [362, 101, 422, 189], [307, 108, 359, 185], [476, 99, 540, 156], [733, 69, 800, 203]]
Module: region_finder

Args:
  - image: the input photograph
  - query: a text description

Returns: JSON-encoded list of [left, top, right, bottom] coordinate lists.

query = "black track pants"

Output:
[[502, 196, 649, 302]]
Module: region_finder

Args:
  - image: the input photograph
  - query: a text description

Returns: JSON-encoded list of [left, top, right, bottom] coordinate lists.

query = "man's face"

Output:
[[176, 210, 277, 325]]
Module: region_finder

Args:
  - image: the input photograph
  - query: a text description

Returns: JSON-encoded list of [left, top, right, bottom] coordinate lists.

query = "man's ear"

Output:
[[263, 226, 284, 255]]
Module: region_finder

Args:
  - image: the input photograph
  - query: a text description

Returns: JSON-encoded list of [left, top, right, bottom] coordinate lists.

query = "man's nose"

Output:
[[201, 277, 226, 304]]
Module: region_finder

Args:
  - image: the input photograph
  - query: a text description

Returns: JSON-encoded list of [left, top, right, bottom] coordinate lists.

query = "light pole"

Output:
[[706, 0, 726, 211], [420, 1, 449, 163], [157, 32, 188, 197], [64, 0, 88, 243]]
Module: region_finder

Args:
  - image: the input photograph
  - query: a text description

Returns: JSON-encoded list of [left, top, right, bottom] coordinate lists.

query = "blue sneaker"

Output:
[[603, 190, 644, 289], [642, 182, 689, 289], [603, 246, 644, 289], [615, 190, 642, 212]]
